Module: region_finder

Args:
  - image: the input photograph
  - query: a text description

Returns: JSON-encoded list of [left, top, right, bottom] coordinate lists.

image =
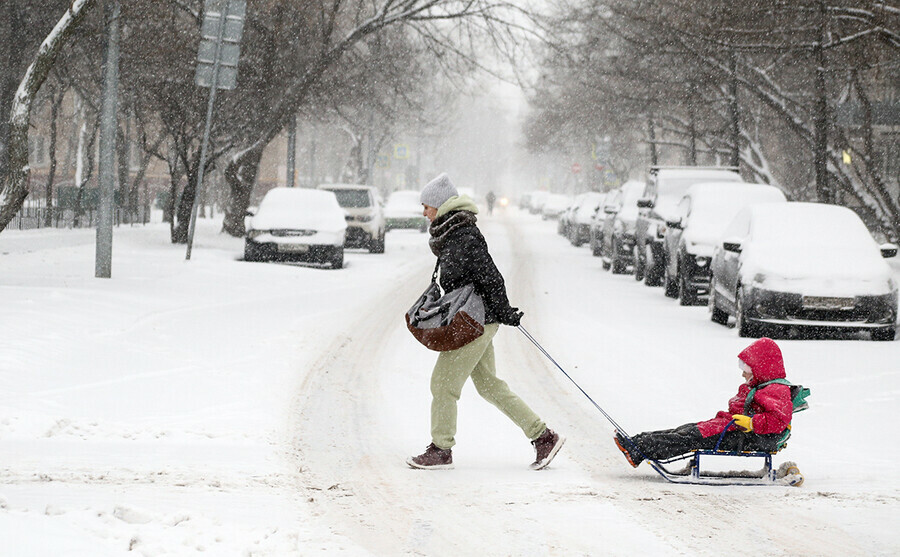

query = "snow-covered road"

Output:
[[1, 209, 898, 555]]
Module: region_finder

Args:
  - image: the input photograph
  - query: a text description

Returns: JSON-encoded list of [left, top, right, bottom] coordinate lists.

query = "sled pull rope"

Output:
[[517, 325, 629, 436]]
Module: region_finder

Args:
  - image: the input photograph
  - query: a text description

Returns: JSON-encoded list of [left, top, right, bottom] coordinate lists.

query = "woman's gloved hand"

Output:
[[732, 414, 754, 432], [499, 307, 524, 327]]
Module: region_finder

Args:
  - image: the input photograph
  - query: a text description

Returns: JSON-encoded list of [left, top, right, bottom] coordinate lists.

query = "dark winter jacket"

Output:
[[697, 338, 793, 437], [429, 196, 520, 326]]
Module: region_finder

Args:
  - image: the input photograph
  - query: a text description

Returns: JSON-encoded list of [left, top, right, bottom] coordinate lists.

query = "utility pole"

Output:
[[96, 0, 119, 279]]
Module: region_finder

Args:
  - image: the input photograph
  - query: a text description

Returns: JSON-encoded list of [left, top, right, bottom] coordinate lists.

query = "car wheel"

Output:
[[678, 267, 696, 306], [611, 238, 627, 274], [369, 231, 385, 254], [633, 245, 645, 281], [644, 245, 663, 286], [871, 327, 896, 341], [330, 247, 344, 269], [708, 278, 729, 325], [663, 263, 678, 298], [591, 234, 602, 257], [735, 287, 758, 337], [244, 240, 257, 262]]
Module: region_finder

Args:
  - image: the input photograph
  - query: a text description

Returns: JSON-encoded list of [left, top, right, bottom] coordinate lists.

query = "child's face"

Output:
[[742, 369, 753, 383]]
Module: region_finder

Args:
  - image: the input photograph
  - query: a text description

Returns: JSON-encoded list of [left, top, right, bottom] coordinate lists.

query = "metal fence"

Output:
[[8, 205, 149, 230]]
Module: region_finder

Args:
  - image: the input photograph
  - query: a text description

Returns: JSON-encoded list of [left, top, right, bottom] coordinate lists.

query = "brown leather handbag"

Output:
[[405, 260, 485, 352]]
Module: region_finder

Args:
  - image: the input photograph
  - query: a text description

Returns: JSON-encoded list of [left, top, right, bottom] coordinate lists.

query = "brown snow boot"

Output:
[[530, 428, 565, 470], [407, 443, 453, 470]]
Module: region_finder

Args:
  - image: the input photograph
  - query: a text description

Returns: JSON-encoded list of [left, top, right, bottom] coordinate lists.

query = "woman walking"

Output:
[[407, 173, 564, 470]]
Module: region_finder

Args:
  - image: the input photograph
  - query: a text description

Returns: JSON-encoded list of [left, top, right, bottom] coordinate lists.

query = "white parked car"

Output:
[[244, 187, 347, 268], [318, 184, 386, 253], [384, 190, 427, 232], [663, 182, 787, 305], [709, 202, 898, 340], [568, 192, 606, 246], [541, 193, 572, 220]]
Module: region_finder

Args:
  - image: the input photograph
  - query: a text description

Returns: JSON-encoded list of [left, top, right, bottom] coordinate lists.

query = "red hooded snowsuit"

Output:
[[697, 338, 793, 438]]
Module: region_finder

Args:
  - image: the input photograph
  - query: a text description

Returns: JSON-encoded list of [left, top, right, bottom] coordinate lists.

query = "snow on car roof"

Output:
[[385, 190, 421, 208], [655, 168, 743, 197], [252, 187, 346, 231]]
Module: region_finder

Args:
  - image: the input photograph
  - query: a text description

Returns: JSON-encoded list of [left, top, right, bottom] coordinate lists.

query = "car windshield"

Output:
[[690, 188, 784, 232], [330, 189, 371, 208], [656, 170, 742, 197], [386, 191, 421, 210], [752, 204, 876, 249]]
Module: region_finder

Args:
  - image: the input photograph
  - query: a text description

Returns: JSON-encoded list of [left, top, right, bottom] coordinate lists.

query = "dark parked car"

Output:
[[708, 202, 898, 340], [598, 180, 645, 274], [662, 182, 786, 305], [634, 166, 743, 286]]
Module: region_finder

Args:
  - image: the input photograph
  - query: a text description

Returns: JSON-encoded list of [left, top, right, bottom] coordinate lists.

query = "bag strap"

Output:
[[744, 378, 792, 415], [431, 258, 440, 284]]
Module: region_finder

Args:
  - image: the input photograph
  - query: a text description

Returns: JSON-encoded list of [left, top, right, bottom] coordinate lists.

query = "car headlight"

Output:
[[247, 229, 266, 239], [753, 273, 766, 286], [357, 215, 373, 222], [889, 277, 897, 292]]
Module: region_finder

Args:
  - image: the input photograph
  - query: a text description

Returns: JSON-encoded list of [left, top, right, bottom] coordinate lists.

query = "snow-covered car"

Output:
[[318, 184, 386, 253], [568, 191, 606, 247], [244, 187, 347, 268], [596, 180, 645, 273], [384, 190, 427, 232], [541, 193, 572, 220], [708, 202, 899, 340], [634, 166, 744, 286], [663, 183, 787, 305], [528, 191, 550, 214]]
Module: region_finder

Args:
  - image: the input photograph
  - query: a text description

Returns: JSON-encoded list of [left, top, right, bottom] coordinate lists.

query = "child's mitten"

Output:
[[732, 414, 754, 432]]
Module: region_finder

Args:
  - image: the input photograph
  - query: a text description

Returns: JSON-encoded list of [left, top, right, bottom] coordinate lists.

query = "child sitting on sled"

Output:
[[614, 337, 793, 468]]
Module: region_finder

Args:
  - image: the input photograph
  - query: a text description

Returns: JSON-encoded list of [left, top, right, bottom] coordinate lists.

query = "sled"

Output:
[[647, 449, 804, 487], [642, 418, 804, 487]]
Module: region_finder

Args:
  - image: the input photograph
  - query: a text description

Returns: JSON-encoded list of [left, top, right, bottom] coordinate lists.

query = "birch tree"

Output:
[[0, 0, 97, 233]]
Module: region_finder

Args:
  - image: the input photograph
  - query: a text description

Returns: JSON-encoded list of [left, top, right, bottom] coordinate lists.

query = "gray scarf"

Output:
[[428, 211, 477, 256]]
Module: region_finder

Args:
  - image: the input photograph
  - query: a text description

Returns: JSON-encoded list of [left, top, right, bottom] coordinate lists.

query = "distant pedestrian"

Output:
[[407, 173, 565, 470], [485, 190, 496, 215]]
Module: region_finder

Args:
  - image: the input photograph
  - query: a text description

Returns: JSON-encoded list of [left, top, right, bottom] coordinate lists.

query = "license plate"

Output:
[[802, 296, 855, 310], [279, 244, 309, 253]]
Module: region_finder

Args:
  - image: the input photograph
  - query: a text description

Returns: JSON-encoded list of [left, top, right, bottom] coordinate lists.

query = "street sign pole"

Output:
[[186, 0, 245, 260]]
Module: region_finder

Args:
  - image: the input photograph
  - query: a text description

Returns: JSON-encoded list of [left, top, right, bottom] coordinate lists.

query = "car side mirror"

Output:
[[880, 243, 898, 258], [637, 197, 654, 209], [666, 218, 682, 230], [722, 237, 743, 253]]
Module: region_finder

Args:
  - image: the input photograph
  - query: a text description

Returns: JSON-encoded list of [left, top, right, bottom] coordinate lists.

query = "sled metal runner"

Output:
[[647, 449, 793, 486]]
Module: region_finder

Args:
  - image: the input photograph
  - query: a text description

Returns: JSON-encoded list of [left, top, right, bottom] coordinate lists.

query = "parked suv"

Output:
[[662, 182, 786, 305], [633, 166, 743, 286], [318, 184, 386, 253]]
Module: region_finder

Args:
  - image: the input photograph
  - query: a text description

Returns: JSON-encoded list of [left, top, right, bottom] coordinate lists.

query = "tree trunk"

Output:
[[0, 0, 97, 233], [648, 113, 658, 165], [728, 50, 740, 168], [813, 3, 831, 203], [222, 142, 265, 237], [44, 86, 63, 226], [172, 156, 201, 243]]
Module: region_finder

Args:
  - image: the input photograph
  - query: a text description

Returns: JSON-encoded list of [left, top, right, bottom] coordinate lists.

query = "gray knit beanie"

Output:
[[420, 173, 458, 208]]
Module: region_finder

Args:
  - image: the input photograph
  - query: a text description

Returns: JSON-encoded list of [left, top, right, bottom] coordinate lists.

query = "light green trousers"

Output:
[[430, 323, 546, 449]]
